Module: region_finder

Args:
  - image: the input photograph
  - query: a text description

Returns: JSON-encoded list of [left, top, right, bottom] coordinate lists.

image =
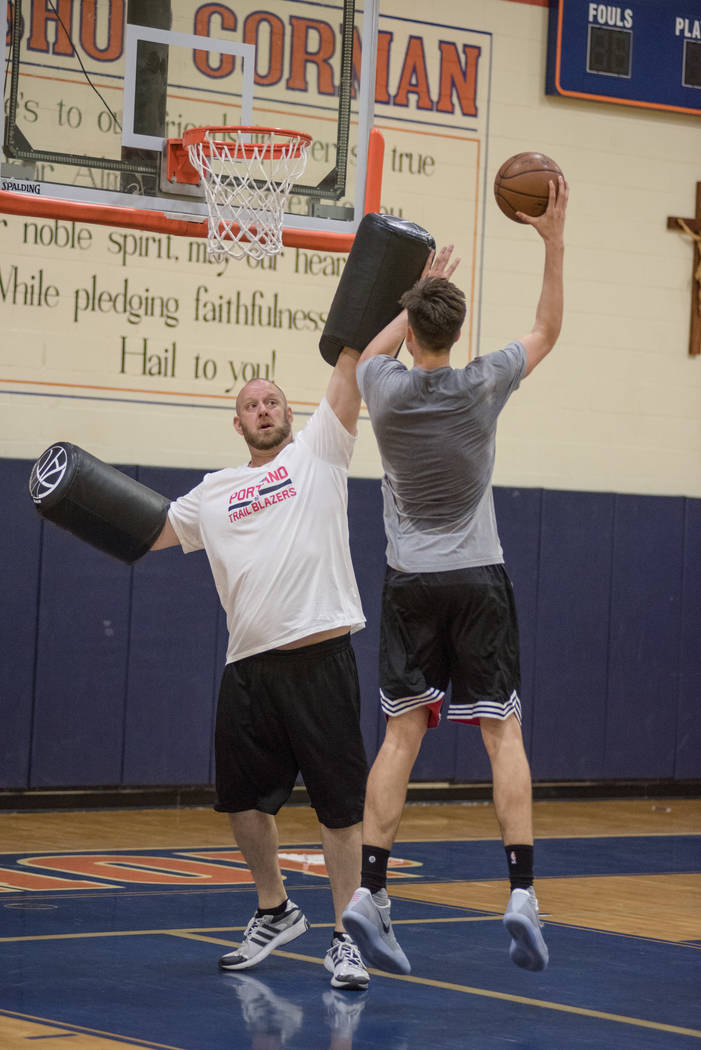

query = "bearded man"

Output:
[[151, 351, 369, 992]]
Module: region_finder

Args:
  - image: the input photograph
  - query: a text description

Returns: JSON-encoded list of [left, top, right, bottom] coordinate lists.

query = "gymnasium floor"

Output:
[[1, 798, 700, 1049]]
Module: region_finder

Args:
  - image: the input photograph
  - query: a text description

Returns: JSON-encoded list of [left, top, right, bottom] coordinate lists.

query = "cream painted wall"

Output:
[[474, 0, 701, 497], [1, 0, 699, 496]]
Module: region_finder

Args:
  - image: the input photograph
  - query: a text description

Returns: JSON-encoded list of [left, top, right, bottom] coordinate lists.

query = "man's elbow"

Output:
[[523, 331, 560, 376]]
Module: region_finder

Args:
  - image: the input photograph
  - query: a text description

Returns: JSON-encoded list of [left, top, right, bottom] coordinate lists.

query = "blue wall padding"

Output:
[[530, 491, 615, 780], [452, 725, 492, 783], [1, 454, 699, 790], [605, 495, 685, 779], [210, 605, 231, 785], [677, 498, 701, 778], [347, 478, 387, 761], [30, 467, 136, 787], [121, 467, 221, 785], [493, 487, 543, 754], [0, 460, 42, 788]]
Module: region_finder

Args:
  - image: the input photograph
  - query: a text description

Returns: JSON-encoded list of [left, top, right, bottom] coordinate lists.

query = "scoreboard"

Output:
[[546, 1, 701, 115]]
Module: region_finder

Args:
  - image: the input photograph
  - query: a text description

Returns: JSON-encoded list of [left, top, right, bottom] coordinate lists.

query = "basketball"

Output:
[[493, 152, 563, 223]]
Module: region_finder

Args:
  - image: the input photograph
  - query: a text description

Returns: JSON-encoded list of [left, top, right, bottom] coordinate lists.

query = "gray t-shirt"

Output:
[[357, 341, 526, 572]]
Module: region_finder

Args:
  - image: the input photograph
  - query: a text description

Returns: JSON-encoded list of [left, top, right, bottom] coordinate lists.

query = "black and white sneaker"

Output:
[[219, 900, 310, 971], [323, 934, 370, 990]]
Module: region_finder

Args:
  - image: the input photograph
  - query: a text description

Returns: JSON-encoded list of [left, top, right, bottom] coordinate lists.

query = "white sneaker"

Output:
[[323, 933, 370, 990], [219, 900, 309, 970], [342, 887, 411, 974], [503, 887, 549, 971]]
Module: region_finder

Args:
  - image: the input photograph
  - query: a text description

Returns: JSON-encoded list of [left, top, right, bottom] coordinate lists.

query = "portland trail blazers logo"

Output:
[[29, 444, 69, 504], [228, 465, 296, 522]]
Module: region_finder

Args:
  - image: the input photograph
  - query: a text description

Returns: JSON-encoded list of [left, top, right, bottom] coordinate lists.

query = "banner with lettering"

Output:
[[1, 1, 490, 473]]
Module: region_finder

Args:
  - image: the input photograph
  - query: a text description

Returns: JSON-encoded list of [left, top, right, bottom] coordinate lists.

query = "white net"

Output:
[[185, 127, 312, 262]]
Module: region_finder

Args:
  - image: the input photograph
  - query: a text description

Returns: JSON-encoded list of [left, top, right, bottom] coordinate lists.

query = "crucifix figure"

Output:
[[667, 182, 701, 357]]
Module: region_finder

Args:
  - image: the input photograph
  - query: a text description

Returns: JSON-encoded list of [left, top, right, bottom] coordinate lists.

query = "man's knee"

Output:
[[384, 705, 431, 750], [320, 819, 362, 836], [480, 713, 524, 755]]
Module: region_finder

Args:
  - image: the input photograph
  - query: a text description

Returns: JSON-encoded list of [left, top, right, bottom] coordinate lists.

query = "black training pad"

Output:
[[319, 212, 435, 365], [29, 442, 170, 564]]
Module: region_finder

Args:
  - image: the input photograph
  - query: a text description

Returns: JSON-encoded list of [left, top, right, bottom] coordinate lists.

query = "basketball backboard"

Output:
[[0, 0, 382, 251]]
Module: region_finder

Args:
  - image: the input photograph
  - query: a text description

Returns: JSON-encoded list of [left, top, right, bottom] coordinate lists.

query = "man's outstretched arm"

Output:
[[518, 175, 569, 378], [325, 346, 362, 434], [151, 516, 180, 550]]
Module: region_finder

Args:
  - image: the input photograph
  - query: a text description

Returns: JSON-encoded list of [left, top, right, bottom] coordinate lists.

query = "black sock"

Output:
[[333, 930, 347, 942], [256, 898, 288, 918], [361, 844, 390, 894], [505, 844, 534, 890]]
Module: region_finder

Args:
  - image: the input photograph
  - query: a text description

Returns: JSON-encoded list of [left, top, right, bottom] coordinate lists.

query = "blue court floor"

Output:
[[1, 819, 700, 1049]]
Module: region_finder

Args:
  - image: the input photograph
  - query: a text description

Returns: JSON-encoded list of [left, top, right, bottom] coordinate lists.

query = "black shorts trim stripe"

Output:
[[378, 563, 522, 728]]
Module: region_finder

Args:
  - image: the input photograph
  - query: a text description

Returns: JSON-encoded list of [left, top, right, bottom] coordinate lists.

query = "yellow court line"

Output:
[[0, 1008, 185, 1050], [5, 907, 700, 946], [2, 924, 699, 1039], [171, 931, 701, 1040], [0, 925, 249, 944], [0, 914, 497, 944]]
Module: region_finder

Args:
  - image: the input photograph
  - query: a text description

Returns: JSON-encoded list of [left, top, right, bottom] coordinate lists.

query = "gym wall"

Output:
[[1, 0, 700, 793], [2, 459, 699, 791]]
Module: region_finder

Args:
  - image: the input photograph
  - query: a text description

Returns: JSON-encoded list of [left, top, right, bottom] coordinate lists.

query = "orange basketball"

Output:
[[494, 152, 563, 223]]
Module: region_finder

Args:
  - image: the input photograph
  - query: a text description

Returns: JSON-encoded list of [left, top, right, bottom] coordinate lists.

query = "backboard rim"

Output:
[[0, 127, 385, 254], [1, 0, 382, 239]]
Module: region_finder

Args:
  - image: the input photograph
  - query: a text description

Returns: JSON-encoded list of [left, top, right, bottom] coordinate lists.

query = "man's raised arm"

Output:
[[325, 346, 362, 434], [517, 175, 569, 378]]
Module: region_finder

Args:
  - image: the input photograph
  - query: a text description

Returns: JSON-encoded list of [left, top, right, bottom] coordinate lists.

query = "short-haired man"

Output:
[[152, 350, 370, 991], [343, 177, 569, 975]]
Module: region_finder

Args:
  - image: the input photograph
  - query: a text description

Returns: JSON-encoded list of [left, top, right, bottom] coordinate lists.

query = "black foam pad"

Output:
[[320, 212, 435, 365], [28, 442, 171, 564]]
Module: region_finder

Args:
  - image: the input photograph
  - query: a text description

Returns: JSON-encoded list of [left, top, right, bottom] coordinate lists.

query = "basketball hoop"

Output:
[[181, 126, 312, 262]]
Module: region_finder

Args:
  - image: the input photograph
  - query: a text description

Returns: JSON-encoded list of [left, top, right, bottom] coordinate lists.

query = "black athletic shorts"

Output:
[[379, 563, 522, 728], [214, 634, 367, 828]]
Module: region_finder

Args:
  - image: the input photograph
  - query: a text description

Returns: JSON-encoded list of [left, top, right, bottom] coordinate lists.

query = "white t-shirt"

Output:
[[168, 398, 365, 664]]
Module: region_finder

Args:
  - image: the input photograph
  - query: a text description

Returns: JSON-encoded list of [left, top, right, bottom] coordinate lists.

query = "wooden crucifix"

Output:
[[667, 182, 701, 357]]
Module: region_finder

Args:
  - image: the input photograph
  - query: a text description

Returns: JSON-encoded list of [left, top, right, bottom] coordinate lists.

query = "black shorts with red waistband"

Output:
[[379, 563, 522, 727]]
